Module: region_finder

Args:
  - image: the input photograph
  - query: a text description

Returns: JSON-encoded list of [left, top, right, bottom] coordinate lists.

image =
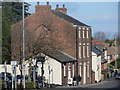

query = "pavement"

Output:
[[56, 78, 119, 88]]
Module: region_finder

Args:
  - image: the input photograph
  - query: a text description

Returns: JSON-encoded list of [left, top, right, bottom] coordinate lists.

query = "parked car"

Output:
[[115, 73, 120, 80], [0, 72, 12, 81]]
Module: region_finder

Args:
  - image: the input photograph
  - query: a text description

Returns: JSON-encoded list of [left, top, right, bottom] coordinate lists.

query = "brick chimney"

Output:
[[55, 4, 67, 14], [35, 2, 51, 13]]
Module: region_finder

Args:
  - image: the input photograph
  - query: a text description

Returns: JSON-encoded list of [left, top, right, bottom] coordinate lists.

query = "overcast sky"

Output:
[[27, 2, 118, 40]]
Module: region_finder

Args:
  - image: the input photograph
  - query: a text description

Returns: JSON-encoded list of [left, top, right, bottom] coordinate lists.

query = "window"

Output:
[[72, 64, 74, 77], [87, 30, 89, 38], [83, 43, 85, 58], [79, 44, 81, 58], [79, 63, 82, 76], [79, 30, 81, 38], [83, 31, 85, 38], [64, 64, 66, 77], [87, 43, 89, 57], [87, 62, 89, 77]]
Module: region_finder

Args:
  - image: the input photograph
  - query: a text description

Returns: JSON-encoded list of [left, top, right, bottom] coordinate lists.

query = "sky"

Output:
[[27, 2, 118, 40]]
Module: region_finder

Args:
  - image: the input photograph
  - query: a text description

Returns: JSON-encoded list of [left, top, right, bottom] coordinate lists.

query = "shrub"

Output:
[[25, 82, 35, 88]]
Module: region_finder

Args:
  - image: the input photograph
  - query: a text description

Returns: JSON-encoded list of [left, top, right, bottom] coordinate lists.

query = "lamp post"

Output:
[[115, 37, 117, 72], [22, 0, 25, 88]]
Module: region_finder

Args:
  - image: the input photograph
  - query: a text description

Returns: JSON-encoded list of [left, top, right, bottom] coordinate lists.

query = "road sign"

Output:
[[22, 65, 26, 69], [11, 61, 18, 66], [68, 78, 73, 85]]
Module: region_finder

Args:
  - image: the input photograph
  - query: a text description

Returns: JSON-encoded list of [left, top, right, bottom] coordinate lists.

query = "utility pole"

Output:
[[48, 66, 50, 88], [51, 69, 53, 88], [22, 0, 25, 88], [115, 36, 117, 71], [4, 62, 7, 82]]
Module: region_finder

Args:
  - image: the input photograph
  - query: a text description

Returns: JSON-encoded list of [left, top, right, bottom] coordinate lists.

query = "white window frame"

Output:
[[87, 62, 89, 78], [79, 44, 81, 58], [72, 64, 74, 78], [79, 30, 81, 38], [83, 30, 85, 38], [79, 63, 82, 76], [64, 64, 66, 77], [87, 43, 89, 57], [87, 30, 89, 38], [83, 43, 85, 58]]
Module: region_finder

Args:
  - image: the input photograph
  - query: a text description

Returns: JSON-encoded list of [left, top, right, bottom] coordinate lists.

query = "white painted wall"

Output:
[[0, 56, 62, 85], [92, 52, 101, 82]]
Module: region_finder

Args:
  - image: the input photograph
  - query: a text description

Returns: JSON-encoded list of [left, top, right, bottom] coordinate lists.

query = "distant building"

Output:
[[92, 47, 101, 82], [92, 40, 107, 71]]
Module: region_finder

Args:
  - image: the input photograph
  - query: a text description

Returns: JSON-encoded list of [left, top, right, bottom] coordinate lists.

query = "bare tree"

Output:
[[94, 31, 107, 41]]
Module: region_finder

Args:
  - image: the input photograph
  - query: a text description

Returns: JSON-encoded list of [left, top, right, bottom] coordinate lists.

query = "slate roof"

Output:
[[51, 10, 90, 27], [45, 50, 77, 63], [92, 47, 101, 56]]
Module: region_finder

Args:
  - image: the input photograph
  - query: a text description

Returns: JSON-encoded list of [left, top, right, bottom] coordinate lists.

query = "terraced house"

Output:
[[11, 2, 92, 86]]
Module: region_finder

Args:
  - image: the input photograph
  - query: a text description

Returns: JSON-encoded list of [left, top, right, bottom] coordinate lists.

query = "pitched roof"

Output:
[[45, 50, 77, 63], [51, 10, 90, 27], [107, 46, 118, 55], [92, 47, 101, 56], [101, 58, 107, 64]]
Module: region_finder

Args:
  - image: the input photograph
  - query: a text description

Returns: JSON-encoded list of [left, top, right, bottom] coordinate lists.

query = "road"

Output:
[[56, 78, 120, 89], [83, 79, 120, 88]]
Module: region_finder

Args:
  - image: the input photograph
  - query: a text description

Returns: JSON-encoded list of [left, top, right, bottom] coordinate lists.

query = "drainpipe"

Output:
[[76, 26, 78, 85]]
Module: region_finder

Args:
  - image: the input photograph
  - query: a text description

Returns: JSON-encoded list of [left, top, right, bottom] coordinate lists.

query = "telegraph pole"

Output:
[[22, 0, 25, 88], [115, 36, 117, 71]]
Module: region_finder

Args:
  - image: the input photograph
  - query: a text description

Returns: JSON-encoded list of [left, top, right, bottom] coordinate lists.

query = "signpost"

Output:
[[11, 61, 18, 89]]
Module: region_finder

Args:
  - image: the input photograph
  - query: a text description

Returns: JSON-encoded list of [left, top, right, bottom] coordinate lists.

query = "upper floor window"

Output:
[[79, 45, 81, 58], [83, 43, 85, 58], [87, 43, 89, 57], [79, 30, 81, 38], [87, 30, 89, 38], [83, 31, 85, 38]]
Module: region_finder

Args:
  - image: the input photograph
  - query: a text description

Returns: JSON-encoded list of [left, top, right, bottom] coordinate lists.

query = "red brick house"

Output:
[[11, 2, 92, 85]]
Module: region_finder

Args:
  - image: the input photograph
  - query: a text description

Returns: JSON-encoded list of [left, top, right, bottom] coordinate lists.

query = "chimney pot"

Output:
[[37, 1, 39, 5], [56, 4, 59, 8], [63, 4, 65, 8], [47, 2, 49, 5]]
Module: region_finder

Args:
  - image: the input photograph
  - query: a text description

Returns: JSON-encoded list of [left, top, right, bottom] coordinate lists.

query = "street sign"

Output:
[[68, 78, 73, 85], [11, 61, 18, 66], [22, 65, 26, 69]]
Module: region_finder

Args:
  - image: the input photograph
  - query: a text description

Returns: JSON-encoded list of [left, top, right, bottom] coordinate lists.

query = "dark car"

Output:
[[115, 73, 120, 80], [0, 72, 12, 81]]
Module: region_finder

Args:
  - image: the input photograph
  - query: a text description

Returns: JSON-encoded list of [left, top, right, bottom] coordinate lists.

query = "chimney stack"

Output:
[[56, 4, 59, 8], [47, 2, 49, 5], [55, 4, 67, 14], [37, 1, 39, 5]]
